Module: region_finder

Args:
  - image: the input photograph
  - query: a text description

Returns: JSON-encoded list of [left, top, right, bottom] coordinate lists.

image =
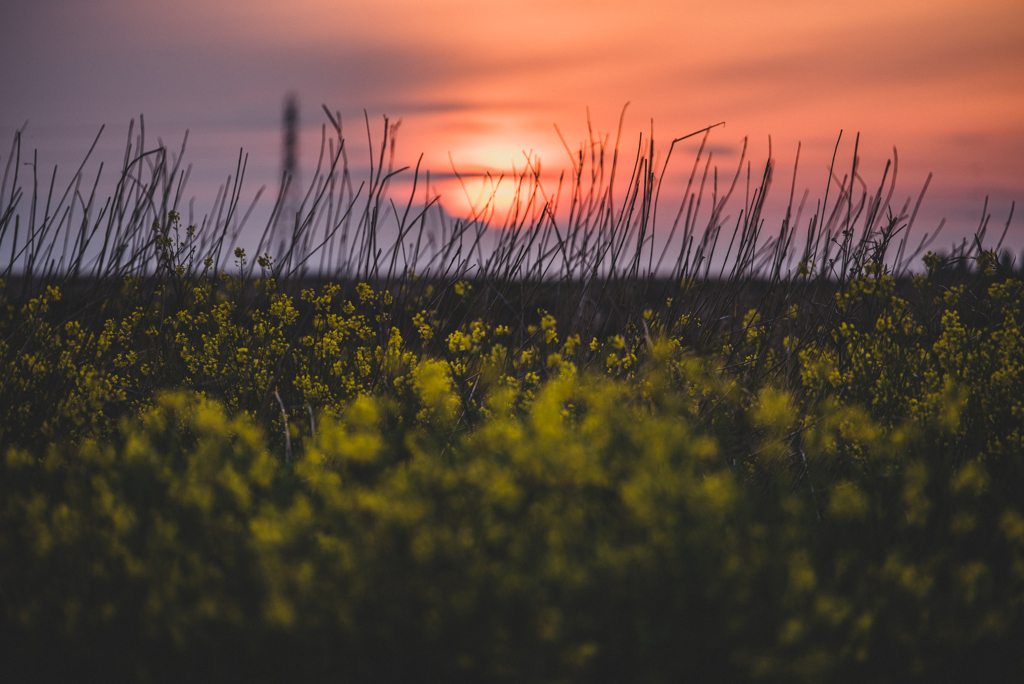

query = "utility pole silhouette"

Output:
[[275, 92, 300, 258]]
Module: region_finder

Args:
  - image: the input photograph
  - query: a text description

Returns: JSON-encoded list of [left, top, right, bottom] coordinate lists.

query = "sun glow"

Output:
[[436, 141, 572, 223]]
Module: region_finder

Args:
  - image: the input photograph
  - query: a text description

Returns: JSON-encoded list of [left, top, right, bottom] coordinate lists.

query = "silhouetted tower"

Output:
[[281, 93, 300, 231]]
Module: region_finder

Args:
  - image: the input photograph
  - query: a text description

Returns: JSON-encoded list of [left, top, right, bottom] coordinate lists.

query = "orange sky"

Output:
[[3, 0, 1022, 251]]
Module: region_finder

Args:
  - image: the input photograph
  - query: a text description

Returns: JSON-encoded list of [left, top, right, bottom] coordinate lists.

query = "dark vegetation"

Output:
[[1, 109, 1023, 682]]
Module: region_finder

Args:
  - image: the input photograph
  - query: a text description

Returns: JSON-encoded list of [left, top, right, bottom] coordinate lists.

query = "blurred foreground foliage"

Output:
[[2, 230, 1024, 682]]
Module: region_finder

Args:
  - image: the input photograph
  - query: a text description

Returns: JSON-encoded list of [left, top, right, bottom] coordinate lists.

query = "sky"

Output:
[[3, 0, 1023, 259]]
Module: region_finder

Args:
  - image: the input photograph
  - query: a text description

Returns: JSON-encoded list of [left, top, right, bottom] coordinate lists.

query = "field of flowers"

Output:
[[1, 119, 1023, 681]]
